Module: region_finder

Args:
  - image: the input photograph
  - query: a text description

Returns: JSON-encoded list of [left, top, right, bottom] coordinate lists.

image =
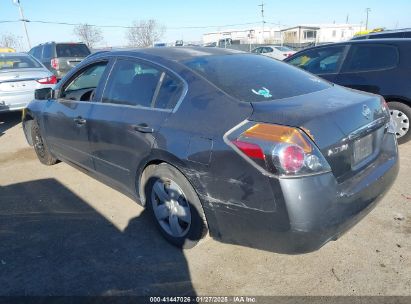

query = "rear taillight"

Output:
[[37, 75, 57, 85], [51, 58, 59, 70], [225, 121, 331, 177]]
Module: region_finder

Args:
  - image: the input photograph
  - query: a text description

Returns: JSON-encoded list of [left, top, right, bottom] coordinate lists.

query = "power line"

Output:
[[0, 19, 262, 30]]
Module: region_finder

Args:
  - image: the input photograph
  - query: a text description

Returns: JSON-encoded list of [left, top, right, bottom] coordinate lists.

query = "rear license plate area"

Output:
[[353, 133, 373, 165]]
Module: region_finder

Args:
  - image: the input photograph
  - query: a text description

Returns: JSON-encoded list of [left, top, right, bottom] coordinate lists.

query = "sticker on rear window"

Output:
[[252, 87, 272, 98]]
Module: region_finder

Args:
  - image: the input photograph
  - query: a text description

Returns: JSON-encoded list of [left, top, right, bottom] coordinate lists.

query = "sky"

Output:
[[1, 0, 410, 51]]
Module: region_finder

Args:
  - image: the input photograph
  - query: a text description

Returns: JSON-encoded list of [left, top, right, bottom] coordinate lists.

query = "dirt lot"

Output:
[[0, 111, 410, 296]]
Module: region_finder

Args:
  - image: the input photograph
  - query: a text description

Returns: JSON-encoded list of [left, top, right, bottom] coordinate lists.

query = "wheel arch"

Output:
[[135, 151, 212, 231], [22, 111, 35, 146]]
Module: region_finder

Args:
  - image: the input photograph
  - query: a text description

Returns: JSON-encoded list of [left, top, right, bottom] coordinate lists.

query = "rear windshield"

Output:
[[183, 54, 331, 102], [0, 54, 42, 70], [56, 44, 91, 57]]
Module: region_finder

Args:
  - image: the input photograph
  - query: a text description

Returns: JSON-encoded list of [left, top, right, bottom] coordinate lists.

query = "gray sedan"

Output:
[[0, 53, 56, 112]]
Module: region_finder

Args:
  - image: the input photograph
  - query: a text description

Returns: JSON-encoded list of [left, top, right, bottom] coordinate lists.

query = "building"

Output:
[[281, 24, 362, 44], [202, 26, 282, 45]]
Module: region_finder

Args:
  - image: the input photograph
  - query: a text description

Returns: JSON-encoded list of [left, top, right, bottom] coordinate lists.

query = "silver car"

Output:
[[252, 46, 296, 61], [0, 53, 56, 112]]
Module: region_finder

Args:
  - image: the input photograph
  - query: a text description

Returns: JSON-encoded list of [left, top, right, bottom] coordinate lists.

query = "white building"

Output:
[[203, 26, 282, 45], [281, 24, 362, 44]]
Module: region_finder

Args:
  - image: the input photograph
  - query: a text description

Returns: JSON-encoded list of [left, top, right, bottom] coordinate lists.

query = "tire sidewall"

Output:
[[31, 120, 57, 165]]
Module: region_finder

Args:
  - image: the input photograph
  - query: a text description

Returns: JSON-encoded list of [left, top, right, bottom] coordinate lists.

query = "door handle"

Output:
[[131, 123, 154, 133], [74, 117, 86, 125]]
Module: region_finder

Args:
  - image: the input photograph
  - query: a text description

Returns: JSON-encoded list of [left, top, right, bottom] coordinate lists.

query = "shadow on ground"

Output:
[[0, 179, 195, 296], [0, 112, 21, 137]]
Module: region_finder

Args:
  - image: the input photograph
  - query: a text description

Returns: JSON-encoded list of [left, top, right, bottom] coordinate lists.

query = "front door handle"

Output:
[[74, 116, 86, 125], [132, 123, 154, 133]]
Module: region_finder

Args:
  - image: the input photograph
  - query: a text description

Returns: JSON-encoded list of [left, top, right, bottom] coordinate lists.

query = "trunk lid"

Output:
[[249, 85, 390, 181], [0, 69, 51, 93]]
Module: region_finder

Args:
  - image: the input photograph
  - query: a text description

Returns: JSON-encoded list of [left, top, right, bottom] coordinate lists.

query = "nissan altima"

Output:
[[22, 47, 399, 253]]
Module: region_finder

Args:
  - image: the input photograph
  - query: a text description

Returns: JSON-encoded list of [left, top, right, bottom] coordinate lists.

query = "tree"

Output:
[[126, 19, 165, 48], [0, 33, 23, 50], [73, 24, 103, 49]]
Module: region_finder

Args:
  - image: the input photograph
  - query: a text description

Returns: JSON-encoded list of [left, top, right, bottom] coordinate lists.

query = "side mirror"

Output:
[[35, 88, 53, 100]]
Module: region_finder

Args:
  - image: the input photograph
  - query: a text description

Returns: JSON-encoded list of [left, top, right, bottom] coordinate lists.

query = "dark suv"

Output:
[[285, 39, 411, 144], [351, 29, 411, 40], [29, 42, 91, 80]]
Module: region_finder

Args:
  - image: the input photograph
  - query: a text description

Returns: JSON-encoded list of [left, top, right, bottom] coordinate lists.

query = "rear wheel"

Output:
[[388, 102, 410, 144], [141, 163, 207, 249], [31, 120, 58, 165]]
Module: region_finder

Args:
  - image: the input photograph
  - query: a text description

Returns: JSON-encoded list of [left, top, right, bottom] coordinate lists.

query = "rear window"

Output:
[[0, 54, 42, 70], [183, 54, 331, 102], [56, 44, 91, 57]]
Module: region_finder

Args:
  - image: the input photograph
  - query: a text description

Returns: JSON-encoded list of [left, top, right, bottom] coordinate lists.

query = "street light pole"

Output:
[[365, 8, 371, 30], [12, 0, 31, 50]]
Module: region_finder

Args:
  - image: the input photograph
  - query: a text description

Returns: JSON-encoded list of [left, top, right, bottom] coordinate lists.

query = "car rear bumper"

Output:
[[0, 91, 34, 112], [202, 134, 399, 254]]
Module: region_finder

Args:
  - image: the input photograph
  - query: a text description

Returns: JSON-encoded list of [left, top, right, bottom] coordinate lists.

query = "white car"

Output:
[[252, 46, 296, 61], [0, 53, 56, 112]]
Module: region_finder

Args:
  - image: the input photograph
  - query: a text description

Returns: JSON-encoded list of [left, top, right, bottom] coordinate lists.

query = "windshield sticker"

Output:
[[252, 87, 272, 98]]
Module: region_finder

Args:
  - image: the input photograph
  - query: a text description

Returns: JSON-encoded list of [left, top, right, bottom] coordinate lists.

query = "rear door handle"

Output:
[[74, 117, 86, 125], [131, 123, 154, 133]]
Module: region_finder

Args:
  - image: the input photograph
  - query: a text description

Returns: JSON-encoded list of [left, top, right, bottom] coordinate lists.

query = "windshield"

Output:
[[0, 54, 42, 70], [183, 54, 330, 102], [56, 44, 91, 57]]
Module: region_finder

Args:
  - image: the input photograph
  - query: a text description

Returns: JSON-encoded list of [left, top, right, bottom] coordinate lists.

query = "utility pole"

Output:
[[12, 0, 31, 50], [258, 1, 265, 44], [365, 8, 371, 30]]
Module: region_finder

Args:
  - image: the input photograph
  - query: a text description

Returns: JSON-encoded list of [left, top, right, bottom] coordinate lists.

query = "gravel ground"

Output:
[[0, 111, 410, 296]]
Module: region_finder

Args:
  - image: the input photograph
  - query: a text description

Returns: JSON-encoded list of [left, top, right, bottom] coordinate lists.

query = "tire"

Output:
[[141, 163, 208, 249], [31, 120, 58, 165], [388, 102, 411, 144]]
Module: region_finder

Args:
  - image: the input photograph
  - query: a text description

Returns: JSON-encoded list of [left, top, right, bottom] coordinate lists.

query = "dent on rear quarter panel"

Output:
[[154, 67, 290, 238]]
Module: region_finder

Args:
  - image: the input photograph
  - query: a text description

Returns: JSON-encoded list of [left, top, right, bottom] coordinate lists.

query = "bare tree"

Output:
[[73, 24, 103, 49], [126, 19, 165, 48], [0, 33, 23, 50]]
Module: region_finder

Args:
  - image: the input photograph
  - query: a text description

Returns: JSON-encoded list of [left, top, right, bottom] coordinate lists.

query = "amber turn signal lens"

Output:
[[243, 123, 313, 153]]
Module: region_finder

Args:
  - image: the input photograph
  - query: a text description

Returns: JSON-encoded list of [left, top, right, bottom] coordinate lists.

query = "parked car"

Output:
[[285, 39, 411, 144], [252, 45, 296, 60], [23, 47, 398, 253], [352, 28, 411, 40], [28, 42, 91, 80], [0, 53, 56, 113]]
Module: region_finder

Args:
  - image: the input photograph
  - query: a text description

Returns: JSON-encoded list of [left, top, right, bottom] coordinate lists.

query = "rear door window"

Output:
[[43, 44, 53, 59], [287, 46, 346, 74], [154, 73, 184, 109], [56, 44, 91, 57], [183, 54, 331, 103], [32, 46, 42, 59], [342, 44, 399, 72], [102, 59, 161, 107]]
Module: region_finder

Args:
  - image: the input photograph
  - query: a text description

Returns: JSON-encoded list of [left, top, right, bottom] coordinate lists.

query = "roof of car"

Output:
[[290, 38, 411, 54], [97, 47, 245, 62]]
